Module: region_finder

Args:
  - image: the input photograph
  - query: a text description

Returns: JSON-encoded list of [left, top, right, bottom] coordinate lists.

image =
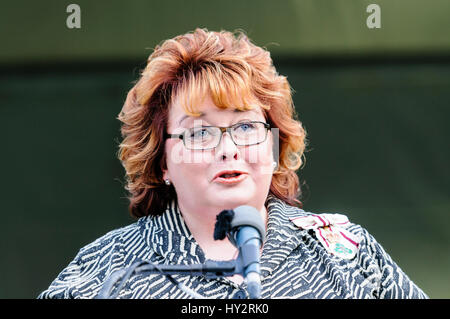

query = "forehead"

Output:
[[169, 94, 265, 126], [177, 108, 263, 125]]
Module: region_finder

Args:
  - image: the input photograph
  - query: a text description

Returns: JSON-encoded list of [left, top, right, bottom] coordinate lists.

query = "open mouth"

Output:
[[220, 172, 241, 178], [214, 171, 248, 184]]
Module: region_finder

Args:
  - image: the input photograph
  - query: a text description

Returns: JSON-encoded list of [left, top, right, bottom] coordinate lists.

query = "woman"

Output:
[[38, 28, 428, 299]]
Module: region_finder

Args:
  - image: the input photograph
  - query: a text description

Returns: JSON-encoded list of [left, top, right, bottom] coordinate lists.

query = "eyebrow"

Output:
[[178, 113, 204, 125], [178, 109, 257, 125]]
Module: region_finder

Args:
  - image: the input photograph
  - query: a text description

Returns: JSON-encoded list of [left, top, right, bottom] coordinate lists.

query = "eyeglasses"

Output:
[[164, 121, 271, 150]]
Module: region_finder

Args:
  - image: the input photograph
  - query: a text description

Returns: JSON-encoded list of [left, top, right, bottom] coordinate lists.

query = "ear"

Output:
[[162, 169, 170, 181]]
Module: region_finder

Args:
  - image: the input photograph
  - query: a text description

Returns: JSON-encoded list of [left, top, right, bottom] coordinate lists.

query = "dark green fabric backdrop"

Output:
[[1, 60, 448, 298]]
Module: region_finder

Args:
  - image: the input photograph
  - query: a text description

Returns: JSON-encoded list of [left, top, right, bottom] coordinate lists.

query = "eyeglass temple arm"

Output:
[[164, 133, 184, 140]]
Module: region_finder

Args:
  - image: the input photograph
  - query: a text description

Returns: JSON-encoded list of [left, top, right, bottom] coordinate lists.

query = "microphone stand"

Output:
[[95, 256, 247, 299]]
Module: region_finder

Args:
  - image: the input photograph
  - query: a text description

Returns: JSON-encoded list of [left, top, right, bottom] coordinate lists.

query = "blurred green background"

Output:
[[0, 0, 449, 298]]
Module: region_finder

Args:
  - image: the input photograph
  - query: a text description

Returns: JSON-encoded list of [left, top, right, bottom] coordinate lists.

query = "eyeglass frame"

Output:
[[164, 120, 271, 150]]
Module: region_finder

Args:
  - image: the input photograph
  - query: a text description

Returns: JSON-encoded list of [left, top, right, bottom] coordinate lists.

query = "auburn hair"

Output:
[[117, 28, 307, 218]]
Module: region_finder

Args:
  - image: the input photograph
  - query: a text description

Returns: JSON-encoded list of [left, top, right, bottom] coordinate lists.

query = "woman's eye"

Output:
[[236, 122, 255, 132], [190, 128, 210, 139]]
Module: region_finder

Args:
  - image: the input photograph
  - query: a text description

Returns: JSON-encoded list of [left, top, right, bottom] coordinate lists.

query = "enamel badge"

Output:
[[290, 213, 360, 260]]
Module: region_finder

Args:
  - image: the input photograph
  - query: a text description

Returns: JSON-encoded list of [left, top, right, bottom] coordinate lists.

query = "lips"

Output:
[[213, 170, 248, 184]]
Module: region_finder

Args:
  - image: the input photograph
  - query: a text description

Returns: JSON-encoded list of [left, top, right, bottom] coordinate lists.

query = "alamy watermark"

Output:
[[66, 4, 81, 29], [366, 4, 381, 29], [65, 4, 380, 30]]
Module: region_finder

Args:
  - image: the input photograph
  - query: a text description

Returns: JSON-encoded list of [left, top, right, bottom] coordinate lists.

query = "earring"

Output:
[[164, 179, 171, 186], [272, 161, 277, 169]]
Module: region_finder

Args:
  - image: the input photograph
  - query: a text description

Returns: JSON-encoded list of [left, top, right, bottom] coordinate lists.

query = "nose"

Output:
[[214, 131, 240, 162]]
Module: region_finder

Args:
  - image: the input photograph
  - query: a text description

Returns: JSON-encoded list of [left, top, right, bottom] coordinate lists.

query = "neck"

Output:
[[177, 200, 268, 261]]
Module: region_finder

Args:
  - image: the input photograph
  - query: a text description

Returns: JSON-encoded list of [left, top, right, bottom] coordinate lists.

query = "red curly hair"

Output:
[[117, 28, 307, 218]]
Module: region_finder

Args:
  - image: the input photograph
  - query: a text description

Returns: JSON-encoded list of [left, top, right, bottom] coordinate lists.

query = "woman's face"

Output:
[[163, 94, 275, 216]]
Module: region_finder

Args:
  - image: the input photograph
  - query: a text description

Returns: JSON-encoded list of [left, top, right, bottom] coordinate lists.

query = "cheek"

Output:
[[166, 141, 213, 166], [241, 136, 274, 165], [166, 142, 212, 181], [242, 143, 274, 177]]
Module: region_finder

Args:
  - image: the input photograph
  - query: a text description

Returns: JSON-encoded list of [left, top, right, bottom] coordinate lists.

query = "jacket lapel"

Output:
[[141, 199, 205, 265], [260, 196, 308, 277]]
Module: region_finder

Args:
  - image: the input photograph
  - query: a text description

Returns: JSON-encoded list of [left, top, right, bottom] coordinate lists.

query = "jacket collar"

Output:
[[138, 195, 308, 276], [139, 198, 204, 265]]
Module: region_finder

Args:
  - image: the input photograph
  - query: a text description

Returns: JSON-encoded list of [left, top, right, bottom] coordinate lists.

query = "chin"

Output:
[[209, 190, 254, 209]]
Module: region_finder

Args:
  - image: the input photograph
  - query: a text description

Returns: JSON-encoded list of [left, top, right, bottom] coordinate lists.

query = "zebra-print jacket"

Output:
[[38, 195, 428, 299]]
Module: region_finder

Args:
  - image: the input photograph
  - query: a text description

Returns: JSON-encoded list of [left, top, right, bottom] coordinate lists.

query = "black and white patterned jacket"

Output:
[[38, 195, 428, 299]]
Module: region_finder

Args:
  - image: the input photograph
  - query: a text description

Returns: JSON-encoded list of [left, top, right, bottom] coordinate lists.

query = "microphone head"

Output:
[[228, 205, 266, 247]]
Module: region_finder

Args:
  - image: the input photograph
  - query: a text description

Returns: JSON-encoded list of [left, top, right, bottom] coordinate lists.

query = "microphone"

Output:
[[214, 206, 266, 299]]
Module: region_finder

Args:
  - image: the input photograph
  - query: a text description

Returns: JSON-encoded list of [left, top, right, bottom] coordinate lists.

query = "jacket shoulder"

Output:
[[77, 222, 140, 258], [38, 221, 144, 299]]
